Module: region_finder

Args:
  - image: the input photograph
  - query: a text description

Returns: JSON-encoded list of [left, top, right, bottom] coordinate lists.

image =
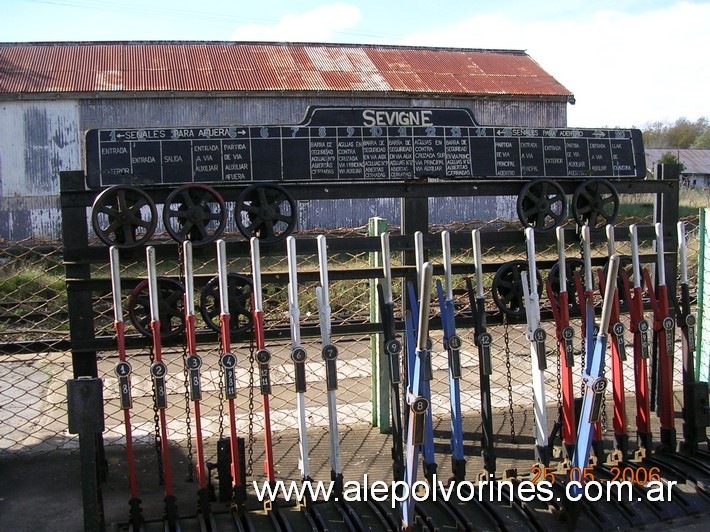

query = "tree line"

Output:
[[641, 117, 710, 149]]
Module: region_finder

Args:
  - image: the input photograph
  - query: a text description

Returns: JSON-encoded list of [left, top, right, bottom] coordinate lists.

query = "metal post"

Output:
[[369, 216, 390, 430], [698, 209, 709, 381], [655, 163, 681, 292], [401, 197, 429, 300], [60, 171, 105, 532], [67, 377, 105, 532]]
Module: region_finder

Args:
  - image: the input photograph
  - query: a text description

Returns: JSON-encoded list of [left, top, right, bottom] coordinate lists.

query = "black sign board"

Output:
[[85, 107, 646, 187]]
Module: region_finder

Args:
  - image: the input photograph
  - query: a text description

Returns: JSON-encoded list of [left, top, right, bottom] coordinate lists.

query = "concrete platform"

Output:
[[3, 392, 710, 531]]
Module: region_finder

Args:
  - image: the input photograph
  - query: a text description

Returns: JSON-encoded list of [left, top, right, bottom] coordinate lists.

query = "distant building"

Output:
[[0, 41, 574, 240], [645, 149, 710, 189]]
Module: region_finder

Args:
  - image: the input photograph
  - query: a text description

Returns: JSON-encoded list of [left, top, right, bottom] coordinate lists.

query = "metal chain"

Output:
[[149, 344, 164, 485], [578, 233, 586, 399], [580, 341, 586, 397], [177, 242, 194, 481], [503, 316, 516, 443], [600, 367, 608, 432], [182, 342, 194, 482], [247, 335, 256, 476], [217, 341, 225, 439], [556, 346, 562, 409]]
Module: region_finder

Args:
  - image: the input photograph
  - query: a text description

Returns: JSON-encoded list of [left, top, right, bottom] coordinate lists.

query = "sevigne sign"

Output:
[[85, 106, 646, 187]]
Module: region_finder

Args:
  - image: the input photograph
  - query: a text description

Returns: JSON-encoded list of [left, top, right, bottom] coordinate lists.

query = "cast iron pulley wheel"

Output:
[[571, 179, 620, 232], [516, 179, 567, 233], [91, 185, 157, 248], [603, 255, 637, 307], [548, 258, 585, 311], [162, 184, 227, 246], [127, 277, 185, 339], [235, 183, 297, 243], [199, 273, 253, 335], [492, 260, 543, 318]]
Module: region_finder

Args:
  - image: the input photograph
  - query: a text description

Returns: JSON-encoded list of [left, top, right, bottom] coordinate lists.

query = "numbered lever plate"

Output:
[[256, 349, 272, 395], [638, 319, 650, 359], [150, 361, 168, 409], [562, 326, 575, 366], [291, 347, 307, 393], [686, 314, 697, 352], [186, 354, 202, 401], [532, 328, 547, 370], [410, 396, 429, 445], [385, 338, 402, 384], [612, 322, 627, 361], [589, 377, 608, 423], [663, 316, 675, 357], [478, 332, 493, 376], [447, 334, 462, 379], [114, 361, 133, 409], [221, 352, 237, 399], [322, 344, 339, 391]]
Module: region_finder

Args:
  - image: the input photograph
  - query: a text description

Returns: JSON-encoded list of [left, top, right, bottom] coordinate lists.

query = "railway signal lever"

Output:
[[641, 224, 677, 451], [546, 226, 577, 461], [467, 228, 496, 478], [677, 222, 710, 454], [597, 225, 629, 461], [436, 230, 466, 482], [566, 255, 620, 525], [402, 262, 434, 531], [522, 227, 550, 466]]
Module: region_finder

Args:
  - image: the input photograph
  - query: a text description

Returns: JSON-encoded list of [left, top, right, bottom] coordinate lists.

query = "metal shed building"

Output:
[[0, 41, 574, 240]]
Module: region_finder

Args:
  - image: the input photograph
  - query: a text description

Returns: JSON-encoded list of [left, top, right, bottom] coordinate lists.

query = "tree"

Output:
[[691, 129, 710, 149], [655, 151, 686, 173], [642, 117, 709, 148]]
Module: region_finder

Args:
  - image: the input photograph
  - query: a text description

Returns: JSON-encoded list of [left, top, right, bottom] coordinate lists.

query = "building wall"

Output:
[[0, 100, 81, 240], [686, 173, 710, 190], [0, 95, 568, 240]]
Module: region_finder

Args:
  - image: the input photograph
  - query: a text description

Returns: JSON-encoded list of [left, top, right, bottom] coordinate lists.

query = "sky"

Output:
[[1, 0, 708, 128]]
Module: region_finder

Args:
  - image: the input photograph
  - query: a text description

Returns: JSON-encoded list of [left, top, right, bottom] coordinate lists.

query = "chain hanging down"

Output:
[[247, 335, 256, 477], [148, 343, 164, 485], [503, 315, 517, 443], [177, 243, 194, 482]]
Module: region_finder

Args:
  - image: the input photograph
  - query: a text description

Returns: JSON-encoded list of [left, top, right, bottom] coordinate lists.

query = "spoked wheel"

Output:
[[492, 260, 543, 318], [517, 179, 567, 233], [548, 258, 585, 312], [571, 179, 619, 232], [127, 277, 185, 339], [235, 183, 297, 243], [162, 184, 227, 246], [603, 255, 637, 307], [91, 185, 157, 248], [199, 273, 253, 334]]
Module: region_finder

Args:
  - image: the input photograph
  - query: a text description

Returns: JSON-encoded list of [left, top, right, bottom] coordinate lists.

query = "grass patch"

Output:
[[618, 188, 710, 222]]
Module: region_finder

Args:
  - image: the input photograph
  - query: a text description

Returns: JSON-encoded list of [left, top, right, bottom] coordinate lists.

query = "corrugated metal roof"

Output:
[[645, 149, 710, 175], [0, 41, 574, 100]]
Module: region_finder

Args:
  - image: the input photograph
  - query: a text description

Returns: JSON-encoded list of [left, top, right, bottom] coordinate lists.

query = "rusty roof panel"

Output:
[[268, 46, 298, 71], [646, 149, 710, 175], [0, 42, 573, 99]]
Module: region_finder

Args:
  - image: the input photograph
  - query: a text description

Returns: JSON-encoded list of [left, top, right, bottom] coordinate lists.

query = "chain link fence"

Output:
[[0, 212, 702, 481], [0, 240, 72, 452], [698, 208, 710, 383]]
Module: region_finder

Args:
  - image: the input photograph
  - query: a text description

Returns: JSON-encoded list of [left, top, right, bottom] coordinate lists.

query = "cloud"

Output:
[[397, 1, 710, 127], [232, 3, 361, 42]]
